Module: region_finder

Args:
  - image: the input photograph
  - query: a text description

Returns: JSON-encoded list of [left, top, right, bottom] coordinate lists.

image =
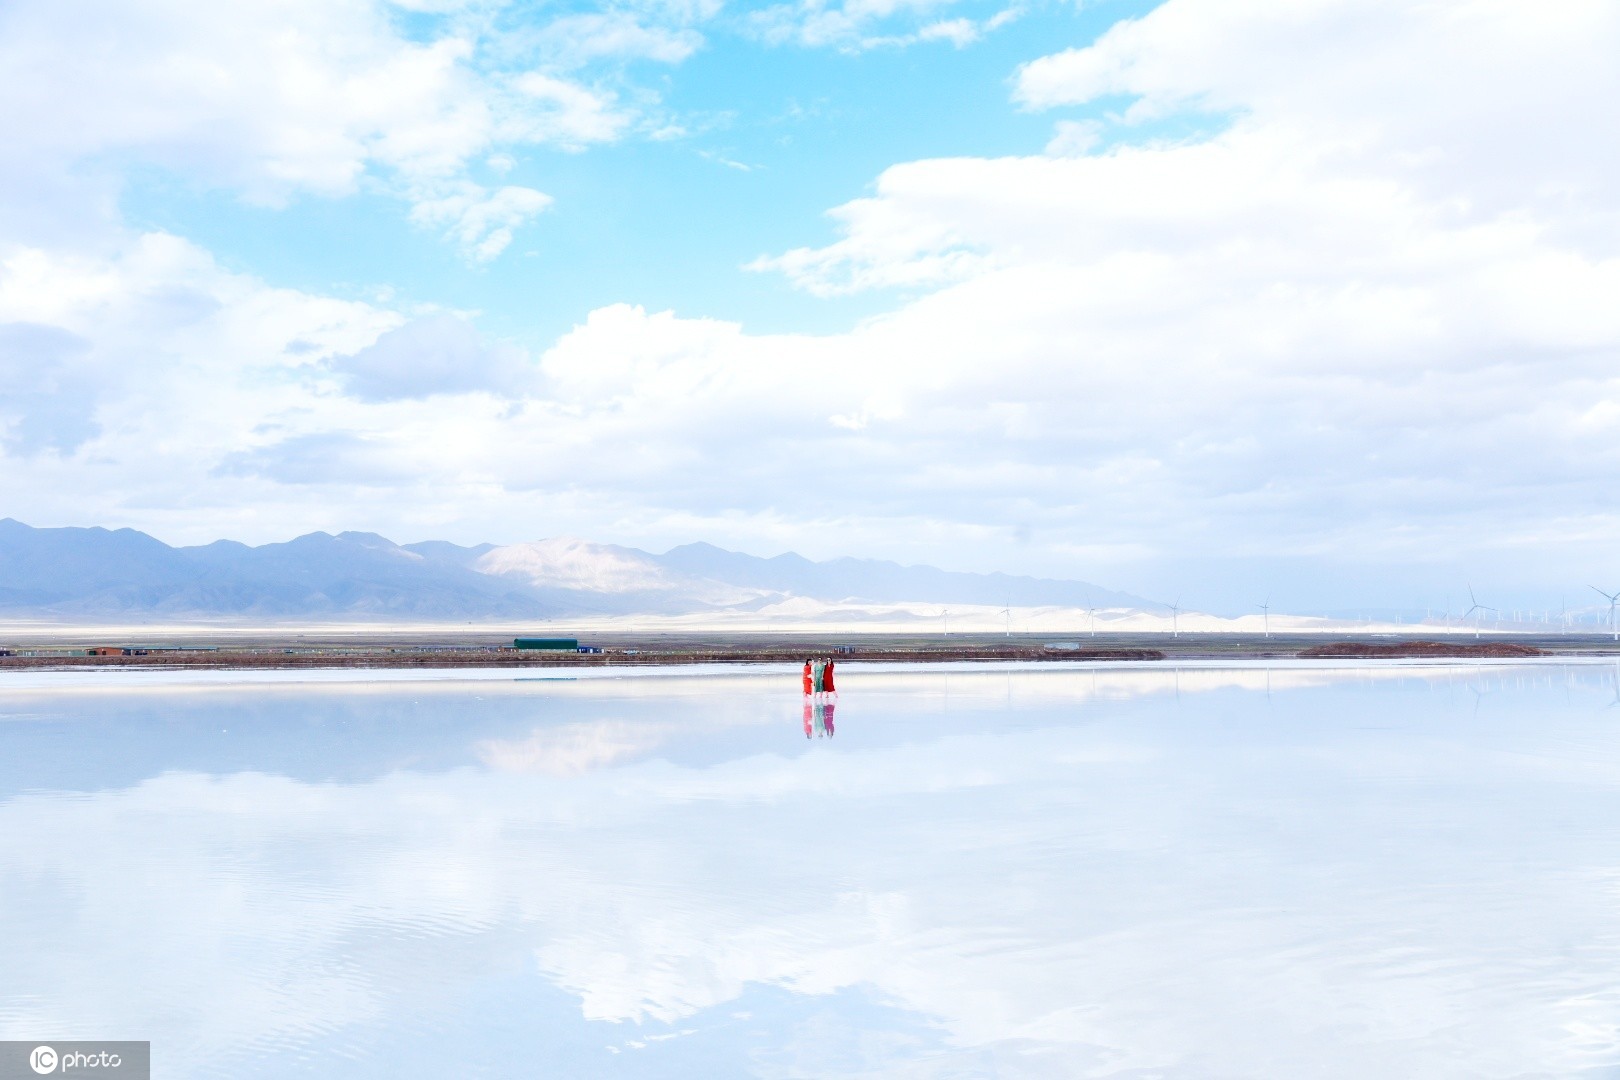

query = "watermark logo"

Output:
[[0, 1042, 147, 1080]]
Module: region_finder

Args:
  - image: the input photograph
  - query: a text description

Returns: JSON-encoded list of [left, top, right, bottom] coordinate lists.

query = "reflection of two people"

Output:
[[802, 657, 837, 738]]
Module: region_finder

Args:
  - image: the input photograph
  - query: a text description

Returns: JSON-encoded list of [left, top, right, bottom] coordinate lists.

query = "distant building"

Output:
[[514, 638, 580, 651]]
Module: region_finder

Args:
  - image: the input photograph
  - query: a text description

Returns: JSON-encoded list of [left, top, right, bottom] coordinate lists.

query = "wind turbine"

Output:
[[1168, 598, 1182, 638], [1258, 598, 1271, 639], [1087, 606, 1097, 638], [1000, 601, 1012, 638], [1461, 585, 1495, 640], [1590, 586, 1620, 641]]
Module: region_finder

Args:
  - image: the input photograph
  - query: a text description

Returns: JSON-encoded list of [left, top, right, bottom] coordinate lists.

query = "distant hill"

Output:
[[0, 518, 1160, 619]]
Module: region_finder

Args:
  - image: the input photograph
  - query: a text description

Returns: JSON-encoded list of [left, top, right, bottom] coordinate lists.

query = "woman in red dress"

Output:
[[823, 658, 836, 694], [802, 660, 813, 695]]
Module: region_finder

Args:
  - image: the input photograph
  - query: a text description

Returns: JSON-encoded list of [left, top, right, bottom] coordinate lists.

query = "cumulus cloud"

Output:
[[0, 322, 97, 455], [746, 174, 995, 295], [329, 313, 536, 400], [731, 0, 1620, 597], [0, 231, 396, 518], [0, 0, 647, 256], [216, 432, 419, 487], [2, 0, 1619, 609], [1012, 0, 1620, 220], [0, 3, 461, 197], [6, 670, 1620, 1072]]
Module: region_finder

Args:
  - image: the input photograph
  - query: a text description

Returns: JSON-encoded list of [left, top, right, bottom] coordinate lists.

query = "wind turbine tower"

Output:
[[1591, 586, 1620, 641], [1462, 586, 1495, 640]]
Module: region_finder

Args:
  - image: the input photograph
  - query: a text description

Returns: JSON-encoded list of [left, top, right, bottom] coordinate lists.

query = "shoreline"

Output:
[[0, 645, 1169, 671], [0, 632, 1603, 671]]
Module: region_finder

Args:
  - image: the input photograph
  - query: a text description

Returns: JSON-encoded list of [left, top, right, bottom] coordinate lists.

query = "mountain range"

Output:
[[0, 518, 1159, 619]]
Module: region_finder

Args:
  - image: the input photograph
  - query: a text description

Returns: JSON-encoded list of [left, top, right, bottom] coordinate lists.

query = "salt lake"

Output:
[[2, 661, 1619, 1077]]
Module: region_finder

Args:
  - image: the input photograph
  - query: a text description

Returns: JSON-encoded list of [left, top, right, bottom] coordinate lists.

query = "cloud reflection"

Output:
[[1, 664, 1619, 1077]]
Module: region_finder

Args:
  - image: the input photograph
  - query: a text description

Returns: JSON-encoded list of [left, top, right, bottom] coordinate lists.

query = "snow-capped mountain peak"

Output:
[[473, 538, 685, 594]]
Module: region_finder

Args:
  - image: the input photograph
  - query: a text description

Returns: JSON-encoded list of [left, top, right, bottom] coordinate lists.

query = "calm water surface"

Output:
[[3, 661, 1620, 1078]]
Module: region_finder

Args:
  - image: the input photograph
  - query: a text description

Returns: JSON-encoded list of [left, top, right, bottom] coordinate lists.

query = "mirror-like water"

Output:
[[3, 662, 1619, 1078]]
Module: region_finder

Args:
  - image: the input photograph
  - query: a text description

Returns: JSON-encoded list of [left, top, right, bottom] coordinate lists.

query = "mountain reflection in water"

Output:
[[1, 661, 1619, 1078]]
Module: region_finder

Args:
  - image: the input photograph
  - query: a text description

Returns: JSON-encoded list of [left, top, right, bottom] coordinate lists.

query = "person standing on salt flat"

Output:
[[811, 657, 827, 695], [823, 658, 836, 695], [802, 660, 813, 696]]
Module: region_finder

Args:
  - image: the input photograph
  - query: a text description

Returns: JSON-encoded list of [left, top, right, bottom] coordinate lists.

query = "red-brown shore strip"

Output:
[[1296, 640, 1546, 659]]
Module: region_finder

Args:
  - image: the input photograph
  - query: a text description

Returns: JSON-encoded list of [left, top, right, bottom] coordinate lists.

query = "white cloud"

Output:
[[749, 0, 1007, 51], [747, 173, 995, 294], [2, 0, 1619, 608], [730, 0, 1620, 596], [521, 12, 706, 67], [5, 669, 1620, 1073], [328, 313, 536, 400], [0, 0, 646, 256], [1012, 0, 1620, 222], [0, 3, 464, 198], [408, 183, 553, 261], [0, 231, 397, 515], [914, 17, 979, 47], [0, 323, 97, 454], [1043, 118, 1101, 157], [502, 73, 634, 149]]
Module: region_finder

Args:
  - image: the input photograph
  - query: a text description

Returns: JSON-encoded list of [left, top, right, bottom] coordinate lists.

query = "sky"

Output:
[[0, 0, 1618, 615]]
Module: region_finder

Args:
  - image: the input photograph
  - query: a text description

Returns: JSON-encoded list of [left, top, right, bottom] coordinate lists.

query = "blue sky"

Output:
[[1, 0, 1618, 613]]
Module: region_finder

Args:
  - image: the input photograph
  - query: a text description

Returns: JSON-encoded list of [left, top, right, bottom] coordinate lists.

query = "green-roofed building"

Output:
[[514, 638, 579, 651]]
